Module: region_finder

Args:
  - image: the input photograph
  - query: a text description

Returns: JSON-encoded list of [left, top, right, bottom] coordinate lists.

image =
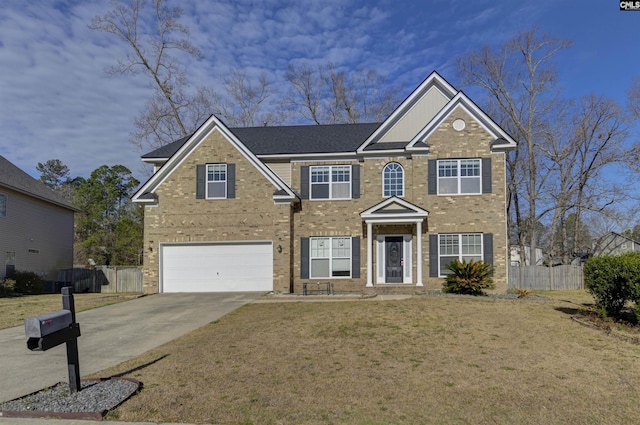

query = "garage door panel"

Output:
[[161, 242, 273, 293]]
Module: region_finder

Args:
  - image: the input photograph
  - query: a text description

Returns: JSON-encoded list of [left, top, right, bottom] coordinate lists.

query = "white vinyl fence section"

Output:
[[508, 265, 584, 290], [58, 267, 143, 293]]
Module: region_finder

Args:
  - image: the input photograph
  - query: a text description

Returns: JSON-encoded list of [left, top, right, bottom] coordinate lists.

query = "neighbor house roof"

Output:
[[142, 122, 382, 160], [0, 155, 79, 211]]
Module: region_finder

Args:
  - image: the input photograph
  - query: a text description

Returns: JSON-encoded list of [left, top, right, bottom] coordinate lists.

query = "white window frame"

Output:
[[0, 193, 6, 217], [310, 236, 352, 278], [310, 165, 351, 200], [206, 163, 227, 199], [438, 233, 483, 277], [382, 163, 404, 197], [437, 159, 482, 195]]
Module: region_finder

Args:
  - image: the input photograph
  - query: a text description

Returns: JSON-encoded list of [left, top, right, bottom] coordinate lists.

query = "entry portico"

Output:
[[360, 197, 429, 287]]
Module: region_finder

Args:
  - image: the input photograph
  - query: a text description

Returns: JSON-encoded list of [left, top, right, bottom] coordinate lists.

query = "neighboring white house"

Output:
[[0, 156, 79, 280], [510, 245, 543, 266]]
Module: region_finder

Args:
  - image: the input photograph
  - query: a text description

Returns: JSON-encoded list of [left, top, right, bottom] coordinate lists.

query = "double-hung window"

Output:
[[206, 164, 227, 199], [438, 159, 481, 195], [310, 165, 351, 199], [383, 163, 404, 197], [0, 194, 6, 217], [310, 237, 351, 278], [438, 233, 483, 276]]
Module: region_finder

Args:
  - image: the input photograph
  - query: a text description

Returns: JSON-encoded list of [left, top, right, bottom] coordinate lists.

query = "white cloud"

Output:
[[0, 0, 635, 186]]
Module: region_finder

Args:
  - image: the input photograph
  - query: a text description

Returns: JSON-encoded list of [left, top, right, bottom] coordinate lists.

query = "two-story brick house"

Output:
[[132, 71, 516, 294]]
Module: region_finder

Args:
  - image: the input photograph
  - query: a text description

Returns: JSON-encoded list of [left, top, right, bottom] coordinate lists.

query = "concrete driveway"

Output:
[[0, 292, 263, 403]]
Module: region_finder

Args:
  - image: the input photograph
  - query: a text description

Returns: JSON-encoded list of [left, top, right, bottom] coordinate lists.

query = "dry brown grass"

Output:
[[0, 293, 141, 330], [97, 292, 640, 425]]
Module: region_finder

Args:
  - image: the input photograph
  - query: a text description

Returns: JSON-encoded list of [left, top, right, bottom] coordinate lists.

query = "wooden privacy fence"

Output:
[[508, 265, 584, 290], [57, 266, 143, 293]]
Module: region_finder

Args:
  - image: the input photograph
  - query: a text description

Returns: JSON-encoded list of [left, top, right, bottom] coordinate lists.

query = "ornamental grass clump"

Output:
[[442, 259, 495, 296]]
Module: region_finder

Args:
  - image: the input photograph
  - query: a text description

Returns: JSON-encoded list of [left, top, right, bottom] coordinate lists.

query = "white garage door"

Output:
[[161, 242, 273, 292]]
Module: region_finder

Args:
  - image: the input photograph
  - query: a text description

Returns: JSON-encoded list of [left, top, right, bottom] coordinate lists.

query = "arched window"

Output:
[[383, 163, 404, 197]]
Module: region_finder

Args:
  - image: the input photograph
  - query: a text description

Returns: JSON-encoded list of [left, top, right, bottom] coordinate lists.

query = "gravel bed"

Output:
[[0, 378, 139, 415]]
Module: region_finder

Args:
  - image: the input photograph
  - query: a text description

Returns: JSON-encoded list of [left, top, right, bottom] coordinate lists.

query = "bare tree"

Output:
[[629, 77, 640, 120], [457, 28, 572, 265], [212, 69, 281, 128], [542, 96, 631, 262], [90, 0, 211, 152], [284, 62, 399, 124]]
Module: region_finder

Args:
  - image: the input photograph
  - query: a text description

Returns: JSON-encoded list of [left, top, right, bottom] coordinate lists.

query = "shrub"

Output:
[[584, 252, 640, 319], [507, 287, 533, 298], [11, 271, 44, 295], [442, 259, 495, 296], [0, 278, 16, 297]]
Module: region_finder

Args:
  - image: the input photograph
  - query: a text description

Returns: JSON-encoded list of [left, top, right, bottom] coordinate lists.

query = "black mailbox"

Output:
[[23, 287, 82, 393], [25, 310, 73, 338]]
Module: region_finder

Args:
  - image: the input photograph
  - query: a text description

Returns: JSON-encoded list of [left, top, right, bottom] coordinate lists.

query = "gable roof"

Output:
[[357, 71, 457, 152], [359, 71, 516, 153], [140, 71, 516, 163], [407, 91, 517, 151], [132, 114, 299, 204], [0, 156, 79, 211], [142, 123, 381, 162], [360, 196, 429, 223]]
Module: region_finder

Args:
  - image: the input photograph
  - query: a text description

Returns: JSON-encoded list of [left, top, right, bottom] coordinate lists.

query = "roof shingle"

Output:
[[0, 156, 79, 211]]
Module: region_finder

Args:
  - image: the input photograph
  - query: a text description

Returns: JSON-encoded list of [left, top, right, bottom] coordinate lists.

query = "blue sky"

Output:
[[0, 0, 638, 182]]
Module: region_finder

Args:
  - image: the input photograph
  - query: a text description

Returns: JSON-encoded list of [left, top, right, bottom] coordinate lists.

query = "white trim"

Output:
[[361, 196, 429, 223], [382, 162, 405, 198], [376, 234, 412, 284], [408, 95, 517, 150], [309, 236, 353, 279], [132, 115, 297, 203], [205, 163, 227, 199], [436, 158, 482, 196], [309, 165, 352, 200], [357, 71, 457, 153], [437, 233, 484, 278]]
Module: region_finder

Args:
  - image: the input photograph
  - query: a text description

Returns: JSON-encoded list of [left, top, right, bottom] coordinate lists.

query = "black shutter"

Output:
[[227, 164, 236, 198], [301, 237, 310, 279], [301, 166, 309, 200], [483, 233, 494, 266], [352, 165, 360, 199], [482, 158, 492, 193], [428, 159, 437, 195], [351, 236, 360, 278], [196, 164, 205, 199], [429, 234, 439, 277]]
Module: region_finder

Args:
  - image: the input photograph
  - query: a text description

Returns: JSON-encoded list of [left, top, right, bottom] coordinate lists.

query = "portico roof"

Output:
[[360, 197, 429, 224]]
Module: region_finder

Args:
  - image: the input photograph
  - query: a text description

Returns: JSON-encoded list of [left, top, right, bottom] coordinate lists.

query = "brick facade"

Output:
[[135, 72, 514, 294]]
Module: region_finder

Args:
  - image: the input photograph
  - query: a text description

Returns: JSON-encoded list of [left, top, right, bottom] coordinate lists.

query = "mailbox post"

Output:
[[24, 286, 82, 393]]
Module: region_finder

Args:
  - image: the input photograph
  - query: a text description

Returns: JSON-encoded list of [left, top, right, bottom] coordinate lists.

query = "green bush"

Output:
[[0, 278, 16, 297], [11, 271, 44, 295], [442, 259, 495, 296], [584, 252, 640, 319]]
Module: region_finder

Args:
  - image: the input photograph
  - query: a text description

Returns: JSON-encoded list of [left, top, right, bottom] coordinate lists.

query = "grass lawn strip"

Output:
[[95, 292, 640, 425], [0, 293, 142, 330]]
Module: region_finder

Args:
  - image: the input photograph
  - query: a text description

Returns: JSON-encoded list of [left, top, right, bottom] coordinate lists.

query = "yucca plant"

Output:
[[442, 259, 495, 296]]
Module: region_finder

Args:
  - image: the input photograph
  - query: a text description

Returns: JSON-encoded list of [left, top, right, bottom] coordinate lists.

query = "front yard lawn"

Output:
[[97, 291, 640, 425], [0, 293, 141, 330]]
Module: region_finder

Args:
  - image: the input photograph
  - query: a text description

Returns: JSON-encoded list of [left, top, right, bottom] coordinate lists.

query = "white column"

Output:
[[416, 220, 423, 286], [366, 221, 373, 287]]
